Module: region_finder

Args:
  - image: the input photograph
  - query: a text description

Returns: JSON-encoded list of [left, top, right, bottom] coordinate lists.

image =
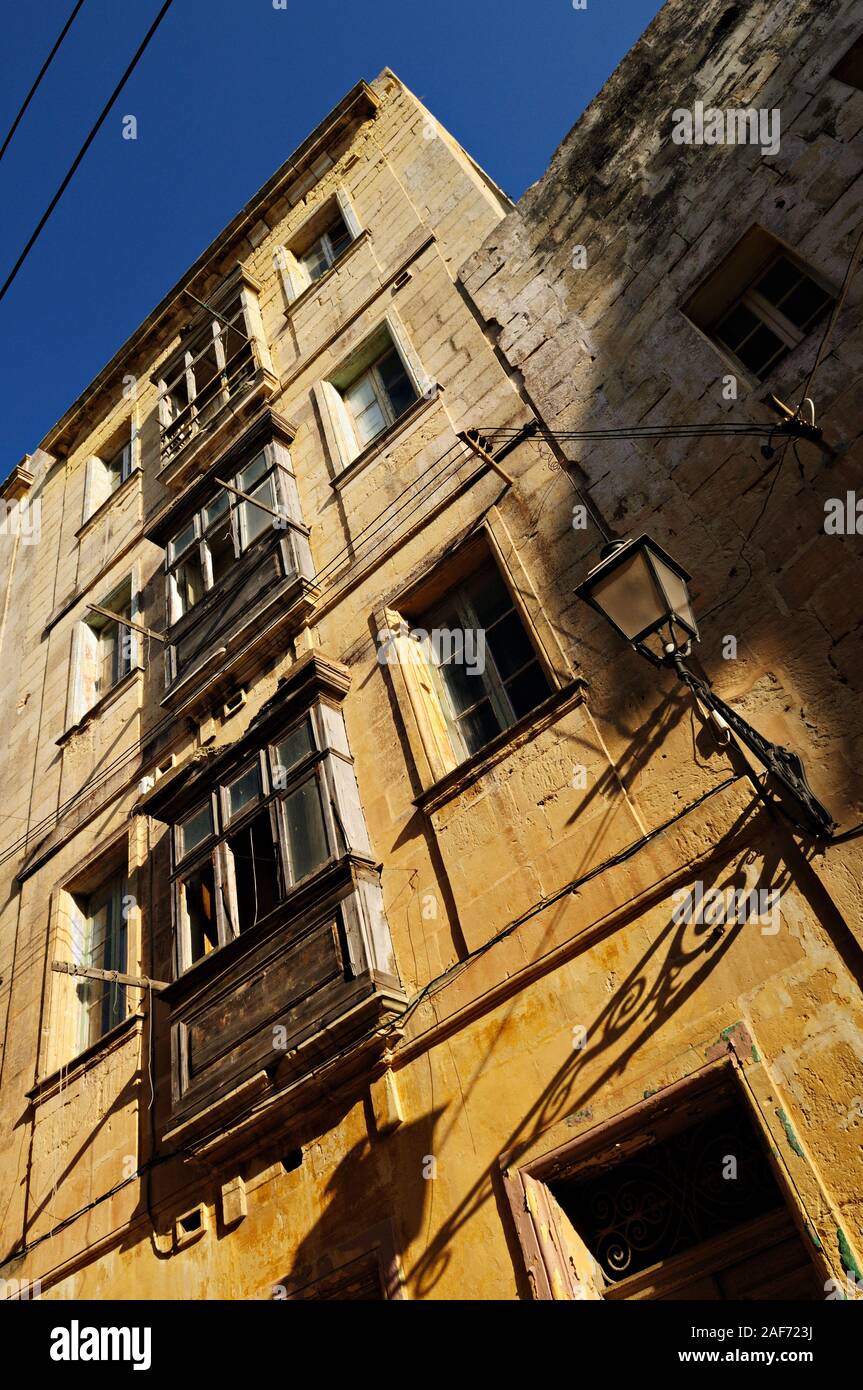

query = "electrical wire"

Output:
[[0, 0, 87, 164], [796, 220, 863, 413], [395, 774, 742, 1037], [481, 423, 791, 441], [0, 442, 479, 873], [0, 0, 176, 306], [697, 435, 793, 625]]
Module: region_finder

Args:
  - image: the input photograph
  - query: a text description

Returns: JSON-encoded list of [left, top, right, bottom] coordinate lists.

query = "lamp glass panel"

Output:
[[649, 553, 698, 637], [589, 549, 667, 640]]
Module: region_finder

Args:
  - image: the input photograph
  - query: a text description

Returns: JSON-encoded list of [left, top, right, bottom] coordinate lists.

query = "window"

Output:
[[83, 427, 137, 521], [684, 229, 834, 383], [277, 189, 362, 304], [70, 577, 136, 723], [171, 706, 370, 973], [508, 1069, 825, 1301], [418, 561, 552, 761], [70, 872, 128, 1052], [166, 452, 284, 622], [342, 346, 418, 451], [157, 283, 265, 463], [316, 318, 428, 473], [832, 33, 863, 89], [299, 211, 353, 285], [105, 440, 134, 493], [713, 253, 833, 379]]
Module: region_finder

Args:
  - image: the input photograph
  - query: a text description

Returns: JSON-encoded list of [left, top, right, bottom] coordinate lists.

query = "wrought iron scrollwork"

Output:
[[669, 652, 835, 839]]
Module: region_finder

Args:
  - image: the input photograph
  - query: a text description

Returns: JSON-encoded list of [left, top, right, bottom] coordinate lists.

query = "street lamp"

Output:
[[575, 535, 835, 839]]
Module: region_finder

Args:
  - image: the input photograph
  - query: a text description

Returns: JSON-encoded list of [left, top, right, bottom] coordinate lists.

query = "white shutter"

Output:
[[313, 379, 358, 473], [127, 571, 140, 671], [278, 248, 308, 305], [81, 622, 99, 714], [66, 622, 98, 725], [82, 456, 110, 522], [385, 311, 434, 399], [335, 186, 362, 241]]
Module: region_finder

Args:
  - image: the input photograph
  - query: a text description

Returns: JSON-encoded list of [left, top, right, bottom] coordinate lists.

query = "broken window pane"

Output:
[[174, 553, 204, 617], [207, 519, 235, 584], [182, 859, 218, 962], [228, 808, 283, 930]]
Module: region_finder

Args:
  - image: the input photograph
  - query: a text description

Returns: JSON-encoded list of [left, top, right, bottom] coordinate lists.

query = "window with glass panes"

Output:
[[713, 253, 833, 380], [105, 439, 134, 494], [166, 452, 283, 622], [171, 706, 369, 973], [419, 561, 553, 760], [341, 345, 418, 451], [90, 580, 133, 698], [300, 213, 353, 285], [71, 873, 128, 1052]]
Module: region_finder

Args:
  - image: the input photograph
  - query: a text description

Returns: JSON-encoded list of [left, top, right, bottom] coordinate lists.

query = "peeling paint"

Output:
[[804, 1222, 823, 1251], [838, 1229, 863, 1282], [775, 1108, 805, 1158]]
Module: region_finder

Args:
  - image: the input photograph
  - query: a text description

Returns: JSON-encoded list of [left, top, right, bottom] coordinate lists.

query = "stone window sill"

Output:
[[57, 664, 144, 746], [28, 1011, 145, 1106], [414, 678, 588, 815], [331, 392, 441, 491]]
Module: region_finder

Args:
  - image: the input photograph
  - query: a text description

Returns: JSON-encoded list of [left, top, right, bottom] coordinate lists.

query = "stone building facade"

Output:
[[0, 0, 861, 1303]]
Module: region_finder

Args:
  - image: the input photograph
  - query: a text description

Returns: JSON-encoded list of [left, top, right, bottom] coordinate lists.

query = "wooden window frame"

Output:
[[278, 187, 363, 305], [165, 448, 289, 625], [156, 270, 273, 465], [501, 1053, 836, 1301], [377, 514, 575, 791], [170, 704, 369, 977], [82, 417, 140, 525], [714, 253, 833, 380], [420, 562, 552, 762], [68, 572, 140, 728], [683, 227, 836, 386]]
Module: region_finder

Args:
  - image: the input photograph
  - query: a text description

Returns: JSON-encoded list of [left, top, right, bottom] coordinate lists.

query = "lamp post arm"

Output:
[[668, 652, 835, 839]]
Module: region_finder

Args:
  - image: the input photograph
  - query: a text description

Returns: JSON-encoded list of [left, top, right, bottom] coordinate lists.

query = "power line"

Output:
[[481, 422, 816, 442], [0, 0, 87, 164], [0, 0, 176, 306]]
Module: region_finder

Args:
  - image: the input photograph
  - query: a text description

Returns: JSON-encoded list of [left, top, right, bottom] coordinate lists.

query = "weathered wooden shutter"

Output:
[[313, 379, 358, 473], [67, 621, 98, 725], [379, 608, 456, 784], [522, 1172, 605, 1300]]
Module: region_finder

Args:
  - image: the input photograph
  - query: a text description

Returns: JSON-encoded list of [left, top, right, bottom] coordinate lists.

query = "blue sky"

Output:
[[0, 0, 665, 465]]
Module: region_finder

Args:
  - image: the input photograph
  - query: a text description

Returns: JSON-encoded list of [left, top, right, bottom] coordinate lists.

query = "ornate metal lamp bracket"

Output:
[[667, 651, 835, 840]]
